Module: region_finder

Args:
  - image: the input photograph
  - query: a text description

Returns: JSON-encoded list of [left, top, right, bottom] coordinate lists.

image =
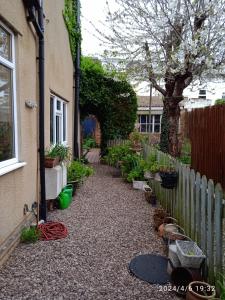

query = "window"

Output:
[[199, 89, 206, 99], [0, 23, 18, 169], [50, 94, 67, 144], [138, 114, 161, 133]]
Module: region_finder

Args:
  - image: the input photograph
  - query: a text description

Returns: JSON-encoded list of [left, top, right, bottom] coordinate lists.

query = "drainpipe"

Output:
[[37, 3, 46, 221], [24, 0, 46, 221], [73, 0, 81, 159]]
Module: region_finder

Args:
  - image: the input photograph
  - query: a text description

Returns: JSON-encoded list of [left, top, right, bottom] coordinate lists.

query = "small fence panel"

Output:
[[143, 144, 225, 286], [184, 105, 225, 190], [107, 139, 130, 148]]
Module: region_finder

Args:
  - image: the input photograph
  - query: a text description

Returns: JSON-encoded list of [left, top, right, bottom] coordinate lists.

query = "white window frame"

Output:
[[50, 94, 67, 145], [138, 114, 162, 133], [0, 21, 18, 169]]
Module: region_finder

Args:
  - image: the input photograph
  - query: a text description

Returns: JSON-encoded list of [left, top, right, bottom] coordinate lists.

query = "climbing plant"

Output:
[[80, 57, 137, 153], [63, 0, 81, 61]]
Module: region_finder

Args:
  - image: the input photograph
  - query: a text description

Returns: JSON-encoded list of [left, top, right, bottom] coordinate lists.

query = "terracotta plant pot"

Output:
[[44, 156, 59, 168], [186, 281, 216, 300], [153, 208, 169, 230]]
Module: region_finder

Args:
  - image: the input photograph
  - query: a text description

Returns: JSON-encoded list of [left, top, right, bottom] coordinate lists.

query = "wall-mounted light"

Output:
[[25, 100, 38, 109]]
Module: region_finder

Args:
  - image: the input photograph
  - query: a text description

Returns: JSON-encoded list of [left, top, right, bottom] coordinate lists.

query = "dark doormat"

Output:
[[129, 254, 170, 284]]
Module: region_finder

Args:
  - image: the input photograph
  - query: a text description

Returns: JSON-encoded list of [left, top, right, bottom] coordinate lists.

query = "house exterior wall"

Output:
[[0, 0, 73, 255], [44, 0, 73, 148], [0, 1, 38, 246]]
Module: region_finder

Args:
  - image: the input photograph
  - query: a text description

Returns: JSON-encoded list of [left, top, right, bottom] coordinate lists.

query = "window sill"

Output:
[[0, 162, 27, 177]]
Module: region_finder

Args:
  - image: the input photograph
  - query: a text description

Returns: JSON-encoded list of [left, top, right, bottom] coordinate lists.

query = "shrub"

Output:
[[67, 160, 94, 183], [215, 99, 225, 105], [20, 227, 40, 243], [121, 154, 146, 182], [83, 137, 97, 151], [179, 138, 191, 165], [104, 143, 132, 166]]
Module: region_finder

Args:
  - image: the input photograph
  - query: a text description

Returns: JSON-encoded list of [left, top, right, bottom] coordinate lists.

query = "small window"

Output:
[[138, 114, 161, 133], [50, 95, 67, 144], [199, 89, 206, 99]]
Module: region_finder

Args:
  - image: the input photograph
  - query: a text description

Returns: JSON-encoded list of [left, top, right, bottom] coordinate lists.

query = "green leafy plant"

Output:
[[67, 160, 94, 183], [149, 161, 160, 173], [127, 164, 145, 182], [83, 137, 97, 151], [215, 99, 225, 105], [159, 160, 176, 173], [216, 273, 225, 300], [45, 144, 71, 162], [104, 143, 132, 166], [80, 57, 137, 154], [179, 138, 191, 165], [129, 130, 143, 145], [121, 154, 146, 182], [20, 227, 40, 243]]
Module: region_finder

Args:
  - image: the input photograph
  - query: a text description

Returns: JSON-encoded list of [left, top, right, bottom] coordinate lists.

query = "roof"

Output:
[[137, 95, 163, 107]]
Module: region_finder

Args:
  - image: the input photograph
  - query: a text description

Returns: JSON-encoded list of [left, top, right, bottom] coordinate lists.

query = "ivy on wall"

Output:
[[80, 57, 137, 153], [63, 0, 81, 61]]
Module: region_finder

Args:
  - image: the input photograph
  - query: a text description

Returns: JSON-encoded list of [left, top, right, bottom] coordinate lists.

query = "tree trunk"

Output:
[[160, 109, 169, 153], [164, 99, 180, 157]]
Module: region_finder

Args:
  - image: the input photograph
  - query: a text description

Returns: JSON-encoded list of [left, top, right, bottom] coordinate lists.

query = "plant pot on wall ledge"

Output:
[[159, 171, 178, 189], [44, 156, 60, 168]]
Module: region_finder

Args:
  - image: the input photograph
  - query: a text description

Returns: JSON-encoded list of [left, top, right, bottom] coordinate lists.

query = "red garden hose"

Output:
[[38, 221, 68, 241]]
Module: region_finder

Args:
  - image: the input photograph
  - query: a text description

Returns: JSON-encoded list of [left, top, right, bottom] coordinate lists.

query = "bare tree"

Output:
[[100, 0, 225, 156]]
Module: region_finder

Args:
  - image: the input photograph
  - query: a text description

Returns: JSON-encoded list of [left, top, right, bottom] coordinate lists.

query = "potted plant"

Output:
[[67, 160, 94, 193], [159, 162, 178, 189], [45, 144, 71, 168], [186, 281, 216, 299], [44, 145, 60, 168], [129, 130, 143, 152]]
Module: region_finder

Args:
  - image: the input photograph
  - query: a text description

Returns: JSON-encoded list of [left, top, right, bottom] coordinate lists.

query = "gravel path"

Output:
[[0, 164, 178, 300]]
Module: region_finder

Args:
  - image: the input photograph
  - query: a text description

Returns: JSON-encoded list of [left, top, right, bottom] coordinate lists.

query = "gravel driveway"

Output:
[[0, 164, 178, 300]]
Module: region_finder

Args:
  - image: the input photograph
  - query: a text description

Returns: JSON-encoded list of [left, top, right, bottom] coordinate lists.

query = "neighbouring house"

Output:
[[0, 0, 77, 265], [136, 95, 163, 144]]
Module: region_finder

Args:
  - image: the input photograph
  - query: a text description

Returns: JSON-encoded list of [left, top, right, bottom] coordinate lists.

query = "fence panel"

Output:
[[143, 144, 224, 287], [107, 139, 129, 147], [184, 105, 225, 190]]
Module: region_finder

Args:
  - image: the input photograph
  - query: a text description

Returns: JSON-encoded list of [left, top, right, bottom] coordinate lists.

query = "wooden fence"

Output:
[[107, 139, 130, 147], [183, 105, 225, 190], [143, 144, 225, 286]]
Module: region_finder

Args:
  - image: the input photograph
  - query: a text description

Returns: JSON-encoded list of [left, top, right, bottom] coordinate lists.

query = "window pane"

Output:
[[50, 97, 54, 143], [0, 64, 14, 162], [146, 115, 149, 123], [63, 103, 66, 141], [154, 124, 160, 132], [141, 124, 146, 132], [0, 26, 11, 61], [140, 115, 146, 123], [56, 115, 61, 144], [155, 115, 160, 124], [199, 89, 206, 95], [57, 100, 61, 110]]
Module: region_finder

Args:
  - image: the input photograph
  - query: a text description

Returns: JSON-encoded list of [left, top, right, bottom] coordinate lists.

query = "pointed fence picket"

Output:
[[143, 144, 225, 287]]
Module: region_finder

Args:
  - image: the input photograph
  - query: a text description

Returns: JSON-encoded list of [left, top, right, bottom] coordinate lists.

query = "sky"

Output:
[[80, 0, 152, 95], [81, 0, 110, 56]]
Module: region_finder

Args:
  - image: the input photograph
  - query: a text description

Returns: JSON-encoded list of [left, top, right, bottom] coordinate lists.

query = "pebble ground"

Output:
[[0, 161, 179, 300]]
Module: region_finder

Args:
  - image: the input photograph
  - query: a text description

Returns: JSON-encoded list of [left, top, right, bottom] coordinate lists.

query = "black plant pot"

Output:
[[159, 171, 178, 189]]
